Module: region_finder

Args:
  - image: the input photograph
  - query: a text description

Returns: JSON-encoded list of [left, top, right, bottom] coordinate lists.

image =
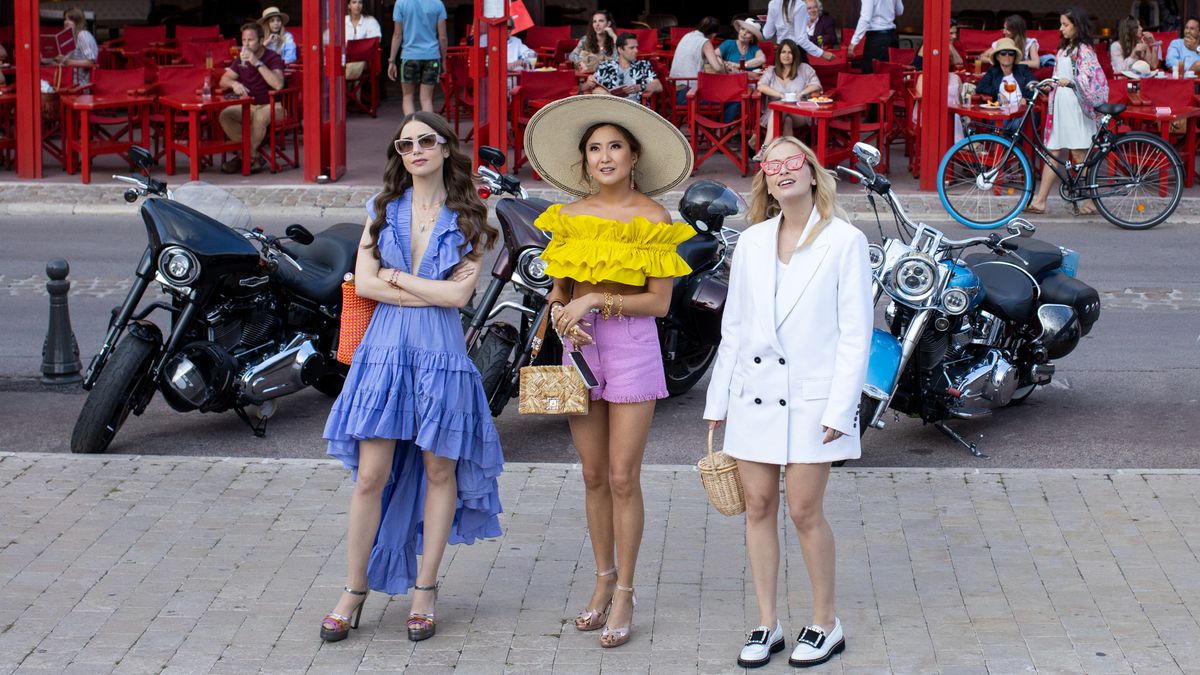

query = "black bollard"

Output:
[[42, 259, 83, 385]]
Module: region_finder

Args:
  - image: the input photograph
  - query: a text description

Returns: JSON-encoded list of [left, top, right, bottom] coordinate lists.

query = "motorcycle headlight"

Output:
[[158, 246, 200, 286], [515, 249, 552, 289], [867, 244, 886, 272], [942, 288, 971, 315], [889, 253, 938, 303]]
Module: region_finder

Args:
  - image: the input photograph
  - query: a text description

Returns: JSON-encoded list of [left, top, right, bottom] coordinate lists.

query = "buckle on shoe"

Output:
[[797, 626, 826, 649], [746, 628, 771, 645]]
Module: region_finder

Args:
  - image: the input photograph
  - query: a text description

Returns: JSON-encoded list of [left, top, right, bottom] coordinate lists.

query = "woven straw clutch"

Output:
[[518, 365, 589, 415]]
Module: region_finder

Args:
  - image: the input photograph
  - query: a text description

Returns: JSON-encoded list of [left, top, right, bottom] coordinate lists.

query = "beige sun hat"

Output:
[[992, 37, 1020, 57], [258, 6, 290, 27], [523, 95, 693, 197], [734, 18, 765, 43]]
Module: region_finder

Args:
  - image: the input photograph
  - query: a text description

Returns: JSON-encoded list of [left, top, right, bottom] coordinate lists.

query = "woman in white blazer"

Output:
[[703, 136, 872, 669]]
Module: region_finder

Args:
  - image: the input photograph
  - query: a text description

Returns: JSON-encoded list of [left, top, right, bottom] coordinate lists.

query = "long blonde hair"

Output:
[[748, 136, 846, 248]]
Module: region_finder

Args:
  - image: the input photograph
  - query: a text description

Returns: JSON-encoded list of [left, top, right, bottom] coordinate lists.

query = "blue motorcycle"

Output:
[[838, 144, 1101, 457]]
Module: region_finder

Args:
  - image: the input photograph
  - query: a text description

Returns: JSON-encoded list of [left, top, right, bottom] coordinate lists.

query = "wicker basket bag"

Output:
[[336, 275, 377, 365], [697, 427, 745, 516]]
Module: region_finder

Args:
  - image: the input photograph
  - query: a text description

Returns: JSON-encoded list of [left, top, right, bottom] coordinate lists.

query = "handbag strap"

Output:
[[530, 304, 553, 359], [707, 426, 715, 460]]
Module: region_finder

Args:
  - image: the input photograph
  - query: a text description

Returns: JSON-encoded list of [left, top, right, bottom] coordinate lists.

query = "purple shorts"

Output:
[[564, 315, 667, 404]]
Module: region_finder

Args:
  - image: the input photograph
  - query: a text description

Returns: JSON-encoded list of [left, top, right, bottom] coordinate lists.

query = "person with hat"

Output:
[[704, 134, 871, 669], [524, 95, 696, 649], [388, 0, 447, 114], [720, 18, 766, 71], [259, 6, 297, 66], [976, 38, 1038, 133]]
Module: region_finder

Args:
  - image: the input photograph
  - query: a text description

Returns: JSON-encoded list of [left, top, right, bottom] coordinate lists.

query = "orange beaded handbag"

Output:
[[336, 274, 376, 365]]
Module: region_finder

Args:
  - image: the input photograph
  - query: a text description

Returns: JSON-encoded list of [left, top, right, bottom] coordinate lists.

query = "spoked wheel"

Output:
[[937, 134, 1033, 229], [1088, 133, 1183, 230]]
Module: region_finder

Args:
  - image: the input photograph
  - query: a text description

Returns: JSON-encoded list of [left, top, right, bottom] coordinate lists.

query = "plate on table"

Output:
[[535, 67, 556, 72], [981, 101, 1001, 109], [809, 96, 834, 105]]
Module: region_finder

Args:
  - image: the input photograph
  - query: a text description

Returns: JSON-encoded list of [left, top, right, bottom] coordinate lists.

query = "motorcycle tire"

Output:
[[833, 394, 884, 468], [70, 335, 157, 454], [664, 334, 718, 397], [470, 323, 518, 417]]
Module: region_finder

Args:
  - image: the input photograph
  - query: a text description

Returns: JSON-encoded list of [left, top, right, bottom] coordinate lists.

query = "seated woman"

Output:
[[975, 38, 1036, 132], [259, 7, 297, 66], [720, 18, 766, 71], [42, 8, 97, 86], [1111, 16, 1160, 74], [980, 15, 1041, 69], [914, 70, 965, 143], [754, 39, 823, 160], [569, 9, 617, 72]]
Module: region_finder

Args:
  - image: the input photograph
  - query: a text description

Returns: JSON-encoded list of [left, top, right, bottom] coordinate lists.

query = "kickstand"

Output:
[[935, 422, 989, 459], [234, 405, 269, 438]]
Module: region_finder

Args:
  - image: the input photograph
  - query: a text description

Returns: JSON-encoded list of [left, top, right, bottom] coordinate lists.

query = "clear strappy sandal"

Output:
[[599, 584, 636, 648], [574, 567, 617, 631]]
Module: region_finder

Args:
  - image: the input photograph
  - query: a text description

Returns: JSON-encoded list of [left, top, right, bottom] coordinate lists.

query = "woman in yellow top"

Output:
[[523, 95, 695, 648]]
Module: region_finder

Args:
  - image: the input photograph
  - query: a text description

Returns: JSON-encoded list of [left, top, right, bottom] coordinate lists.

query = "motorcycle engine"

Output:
[[943, 349, 1020, 418]]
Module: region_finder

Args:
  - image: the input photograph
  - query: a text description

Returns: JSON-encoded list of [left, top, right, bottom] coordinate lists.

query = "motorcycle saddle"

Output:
[[676, 235, 719, 272], [1039, 272, 1101, 336], [1002, 237, 1064, 278], [275, 223, 360, 306], [964, 257, 1037, 323]]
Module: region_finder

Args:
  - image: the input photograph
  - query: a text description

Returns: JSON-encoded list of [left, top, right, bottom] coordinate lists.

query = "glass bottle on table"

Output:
[[201, 77, 212, 102]]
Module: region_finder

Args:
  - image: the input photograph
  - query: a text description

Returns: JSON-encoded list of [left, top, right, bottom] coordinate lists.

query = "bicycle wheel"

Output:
[[937, 134, 1033, 229], [1088, 132, 1183, 230]]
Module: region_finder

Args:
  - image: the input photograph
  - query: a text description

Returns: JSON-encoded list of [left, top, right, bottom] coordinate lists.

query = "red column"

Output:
[[15, 0, 42, 178], [918, 0, 952, 191], [301, 0, 346, 182]]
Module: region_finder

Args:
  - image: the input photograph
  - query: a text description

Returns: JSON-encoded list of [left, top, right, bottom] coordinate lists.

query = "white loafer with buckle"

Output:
[[737, 620, 785, 668], [788, 617, 845, 668]]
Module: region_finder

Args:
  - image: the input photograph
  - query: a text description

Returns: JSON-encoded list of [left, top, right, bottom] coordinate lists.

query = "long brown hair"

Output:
[[365, 112, 496, 260], [748, 136, 846, 248], [1118, 15, 1140, 59], [1003, 15, 1028, 60], [584, 10, 615, 57], [774, 39, 800, 80]]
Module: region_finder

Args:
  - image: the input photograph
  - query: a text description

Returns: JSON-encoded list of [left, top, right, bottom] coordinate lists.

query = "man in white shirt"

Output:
[[847, 0, 904, 73]]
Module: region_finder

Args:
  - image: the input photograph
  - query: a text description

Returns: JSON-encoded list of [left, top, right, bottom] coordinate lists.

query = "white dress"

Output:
[[1047, 52, 1097, 150]]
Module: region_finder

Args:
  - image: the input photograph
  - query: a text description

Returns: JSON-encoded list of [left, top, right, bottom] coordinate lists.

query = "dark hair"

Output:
[[64, 8, 87, 29], [1057, 7, 1094, 51], [1118, 16, 1141, 59], [241, 21, 264, 39], [696, 16, 720, 37], [366, 112, 496, 260], [585, 9, 615, 56], [1004, 15, 1028, 57], [774, 39, 802, 80], [615, 32, 638, 51], [1186, 16, 1200, 37], [576, 122, 642, 189]]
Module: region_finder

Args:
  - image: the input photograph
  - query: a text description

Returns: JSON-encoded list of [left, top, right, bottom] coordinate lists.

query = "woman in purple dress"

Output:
[[321, 111, 503, 644]]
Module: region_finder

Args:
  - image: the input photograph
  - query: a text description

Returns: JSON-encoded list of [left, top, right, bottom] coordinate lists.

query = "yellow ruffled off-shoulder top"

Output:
[[533, 204, 696, 286]]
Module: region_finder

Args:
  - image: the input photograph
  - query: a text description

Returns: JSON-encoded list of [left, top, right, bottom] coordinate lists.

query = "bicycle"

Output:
[[937, 78, 1183, 230]]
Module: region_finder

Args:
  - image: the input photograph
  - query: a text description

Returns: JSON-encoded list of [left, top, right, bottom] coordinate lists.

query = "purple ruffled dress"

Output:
[[324, 190, 504, 596]]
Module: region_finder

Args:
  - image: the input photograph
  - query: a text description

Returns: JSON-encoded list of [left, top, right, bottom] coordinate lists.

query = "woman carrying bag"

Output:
[[703, 136, 872, 669]]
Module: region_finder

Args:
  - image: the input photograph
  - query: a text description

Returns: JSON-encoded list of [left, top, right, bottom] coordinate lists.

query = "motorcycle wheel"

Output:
[[312, 371, 346, 398], [470, 324, 518, 417], [70, 335, 157, 454], [858, 394, 883, 438], [664, 335, 718, 397]]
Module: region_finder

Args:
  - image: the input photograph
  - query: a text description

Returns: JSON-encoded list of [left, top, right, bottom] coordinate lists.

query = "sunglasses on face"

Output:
[[760, 152, 808, 176], [394, 132, 446, 155]]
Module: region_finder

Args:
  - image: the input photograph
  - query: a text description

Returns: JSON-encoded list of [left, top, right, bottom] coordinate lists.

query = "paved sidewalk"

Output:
[[2, 452, 1198, 674]]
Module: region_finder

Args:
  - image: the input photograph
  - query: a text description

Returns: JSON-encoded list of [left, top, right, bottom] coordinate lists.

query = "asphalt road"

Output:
[[1, 209, 1197, 468]]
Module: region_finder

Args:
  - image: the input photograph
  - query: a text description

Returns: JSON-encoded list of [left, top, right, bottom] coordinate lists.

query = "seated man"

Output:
[[587, 31, 661, 102], [1165, 16, 1200, 74], [219, 21, 286, 173]]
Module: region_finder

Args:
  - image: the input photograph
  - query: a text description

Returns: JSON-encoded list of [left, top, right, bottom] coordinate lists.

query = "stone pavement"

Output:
[[2, 452, 1199, 675]]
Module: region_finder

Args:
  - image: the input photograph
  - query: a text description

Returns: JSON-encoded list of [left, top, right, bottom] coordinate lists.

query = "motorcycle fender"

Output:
[[863, 328, 902, 400], [127, 319, 165, 348], [682, 274, 727, 345]]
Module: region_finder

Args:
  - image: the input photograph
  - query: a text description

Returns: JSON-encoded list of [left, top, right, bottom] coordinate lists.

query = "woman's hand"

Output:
[[1057, 78, 1072, 88], [552, 295, 595, 344], [821, 426, 845, 444], [447, 260, 477, 282], [706, 419, 724, 430], [821, 51, 835, 62]]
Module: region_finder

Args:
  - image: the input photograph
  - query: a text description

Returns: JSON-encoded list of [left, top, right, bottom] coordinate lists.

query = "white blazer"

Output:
[[703, 210, 873, 464]]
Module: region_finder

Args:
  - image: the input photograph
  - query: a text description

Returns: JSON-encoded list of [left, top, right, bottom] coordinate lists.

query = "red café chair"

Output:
[[955, 29, 995, 61], [552, 39, 577, 66], [888, 47, 916, 66], [809, 57, 848, 90], [873, 61, 912, 155], [619, 27, 661, 57], [758, 41, 776, 67], [146, 66, 212, 160], [175, 25, 221, 44], [39, 65, 87, 167], [669, 27, 692, 50], [66, 68, 153, 176], [511, 70, 579, 172], [688, 71, 754, 175], [829, 72, 893, 172], [440, 47, 475, 134], [259, 80, 302, 173], [178, 38, 236, 68], [103, 25, 168, 67], [524, 26, 570, 62], [1132, 77, 1198, 186], [345, 37, 381, 117]]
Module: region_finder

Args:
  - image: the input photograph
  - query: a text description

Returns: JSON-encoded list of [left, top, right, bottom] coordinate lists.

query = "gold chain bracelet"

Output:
[[616, 294, 624, 320], [601, 292, 614, 320]]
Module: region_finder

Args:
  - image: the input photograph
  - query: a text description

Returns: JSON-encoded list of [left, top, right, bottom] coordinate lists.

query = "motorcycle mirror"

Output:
[[478, 146, 506, 169], [852, 142, 881, 168], [128, 146, 155, 170], [1007, 218, 1036, 236], [285, 224, 315, 245]]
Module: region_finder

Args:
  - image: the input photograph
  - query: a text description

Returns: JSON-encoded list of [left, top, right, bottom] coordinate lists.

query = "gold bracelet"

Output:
[[616, 294, 624, 320], [601, 292, 613, 320]]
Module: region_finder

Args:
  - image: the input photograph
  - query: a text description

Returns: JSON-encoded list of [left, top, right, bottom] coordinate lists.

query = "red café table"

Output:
[[1120, 103, 1200, 187], [948, 100, 1028, 128], [62, 93, 155, 184], [160, 93, 253, 180], [768, 99, 865, 168]]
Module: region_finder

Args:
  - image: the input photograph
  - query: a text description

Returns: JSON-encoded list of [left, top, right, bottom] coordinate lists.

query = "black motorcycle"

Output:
[[463, 146, 744, 417], [71, 147, 360, 453]]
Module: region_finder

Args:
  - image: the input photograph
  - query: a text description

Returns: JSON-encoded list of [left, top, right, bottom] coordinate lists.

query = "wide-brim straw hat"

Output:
[[992, 37, 1019, 57], [258, 6, 290, 26], [734, 18, 764, 43], [523, 95, 693, 197]]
